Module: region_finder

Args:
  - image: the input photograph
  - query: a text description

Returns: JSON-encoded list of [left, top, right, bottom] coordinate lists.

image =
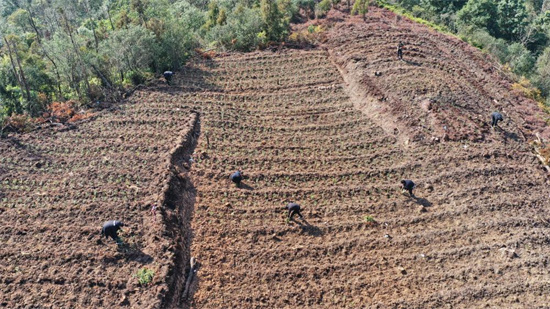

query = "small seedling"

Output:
[[364, 215, 376, 223], [135, 267, 154, 285]]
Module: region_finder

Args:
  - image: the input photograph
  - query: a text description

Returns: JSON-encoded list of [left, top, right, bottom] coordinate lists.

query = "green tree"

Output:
[[497, 0, 528, 40], [261, 0, 284, 41], [206, 4, 264, 51], [352, 0, 369, 21], [315, 0, 332, 18], [456, 0, 498, 36], [419, 0, 468, 14], [293, 0, 315, 19], [534, 47, 550, 95], [506, 42, 535, 76], [204, 0, 220, 30]]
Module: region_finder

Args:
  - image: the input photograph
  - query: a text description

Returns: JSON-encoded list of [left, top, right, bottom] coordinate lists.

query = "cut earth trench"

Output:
[[157, 111, 201, 308], [162, 48, 550, 308]]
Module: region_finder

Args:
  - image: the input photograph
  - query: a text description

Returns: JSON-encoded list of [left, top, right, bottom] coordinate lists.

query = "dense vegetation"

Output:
[[2, 0, 550, 126], [385, 0, 550, 107], [0, 0, 307, 123]]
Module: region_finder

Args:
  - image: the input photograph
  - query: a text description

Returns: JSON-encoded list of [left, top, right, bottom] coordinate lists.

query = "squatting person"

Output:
[[230, 170, 243, 188], [491, 111, 503, 128], [163, 71, 174, 85]]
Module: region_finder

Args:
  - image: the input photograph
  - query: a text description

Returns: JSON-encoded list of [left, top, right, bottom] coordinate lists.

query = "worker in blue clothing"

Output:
[[101, 220, 124, 245], [285, 202, 304, 221], [401, 179, 416, 198], [491, 112, 503, 128], [230, 170, 243, 188]]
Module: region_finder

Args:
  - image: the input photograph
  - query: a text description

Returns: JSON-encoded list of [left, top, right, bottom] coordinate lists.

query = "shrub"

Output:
[[507, 43, 535, 77], [4, 114, 35, 133], [49, 101, 76, 123], [511, 77, 543, 103], [288, 25, 325, 45]]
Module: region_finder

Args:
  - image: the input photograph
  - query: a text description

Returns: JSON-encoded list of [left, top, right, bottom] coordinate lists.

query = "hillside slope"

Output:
[[1, 6, 550, 309], [0, 99, 198, 307], [326, 7, 550, 143], [180, 9, 550, 309]]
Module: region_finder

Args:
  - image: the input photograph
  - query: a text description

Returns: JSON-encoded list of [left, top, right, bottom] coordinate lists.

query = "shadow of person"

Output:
[[403, 59, 422, 66], [414, 197, 432, 207], [299, 220, 324, 237], [239, 183, 254, 191], [504, 131, 521, 142], [116, 243, 154, 264]]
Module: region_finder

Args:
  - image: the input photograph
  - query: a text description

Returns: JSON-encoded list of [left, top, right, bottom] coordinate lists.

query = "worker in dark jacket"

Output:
[[230, 170, 243, 188], [285, 202, 304, 221], [397, 42, 403, 60], [101, 220, 124, 244], [401, 180, 416, 198], [491, 112, 503, 128], [164, 71, 174, 85]]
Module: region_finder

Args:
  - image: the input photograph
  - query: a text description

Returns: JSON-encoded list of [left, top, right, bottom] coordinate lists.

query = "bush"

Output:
[[534, 47, 550, 96], [127, 71, 148, 86], [507, 43, 535, 77], [4, 114, 35, 133], [135, 267, 154, 285], [206, 5, 264, 51], [315, 0, 332, 18], [511, 77, 543, 103], [288, 24, 325, 45]]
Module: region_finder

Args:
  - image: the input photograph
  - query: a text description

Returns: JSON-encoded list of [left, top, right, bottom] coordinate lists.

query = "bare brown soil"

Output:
[[182, 9, 550, 308], [2, 6, 550, 309], [0, 101, 199, 308], [326, 7, 550, 144]]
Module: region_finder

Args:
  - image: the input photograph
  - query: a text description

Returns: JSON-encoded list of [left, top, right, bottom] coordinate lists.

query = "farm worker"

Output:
[[401, 179, 416, 198], [285, 202, 304, 220], [397, 42, 403, 60], [151, 204, 158, 223], [230, 170, 243, 188], [163, 71, 174, 85], [491, 111, 503, 128], [101, 220, 124, 244]]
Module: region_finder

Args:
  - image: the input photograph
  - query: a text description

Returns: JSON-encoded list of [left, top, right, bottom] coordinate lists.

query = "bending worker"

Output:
[[101, 220, 124, 244], [491, 111, 503, 128], [285, 202, 304, 221], [163, 71, 174, 85], [230, 170, 243, 188], [401, 179, 416, 198]]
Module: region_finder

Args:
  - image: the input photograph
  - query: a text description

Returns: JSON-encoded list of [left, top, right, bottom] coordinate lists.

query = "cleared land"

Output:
[[0, 94, 198, 307], [2, 6, 550, 309]]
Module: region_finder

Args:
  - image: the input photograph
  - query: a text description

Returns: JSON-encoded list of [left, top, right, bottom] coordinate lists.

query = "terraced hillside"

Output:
[[326, 8, 550, 143], [0, 97, 198, 307], [2, 6, 550, 309], [175, 46, 550, 307]]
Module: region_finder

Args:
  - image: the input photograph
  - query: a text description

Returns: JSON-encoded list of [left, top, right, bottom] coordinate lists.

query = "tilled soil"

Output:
[[0, 103, 198, 308], [2, 6, 550, 309], [179, 19, 550, 309]]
